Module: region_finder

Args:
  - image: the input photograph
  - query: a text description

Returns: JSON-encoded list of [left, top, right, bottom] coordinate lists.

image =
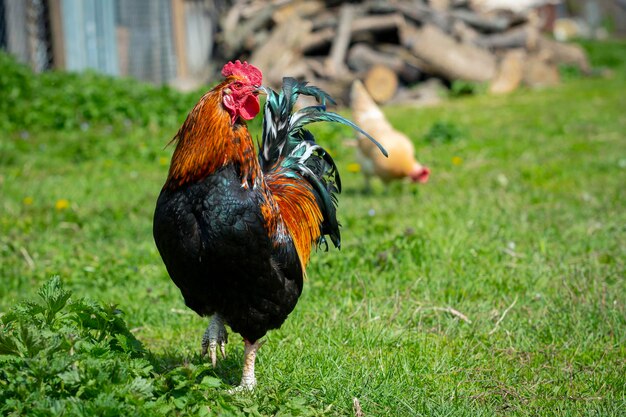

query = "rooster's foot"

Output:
[[237, 339, 264, 391], [201, 314, 228, 367]]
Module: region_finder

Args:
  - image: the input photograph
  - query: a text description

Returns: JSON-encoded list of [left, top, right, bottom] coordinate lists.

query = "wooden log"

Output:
[[241, 0, 292, 19], [474, 25, 539, 50], [430, 0, 451, 11], [302, 13, 405, 53], [325, 4, 356, 77], [347, 43, 422, 84], [273, 0, 324, 24], [351, 13, 405, 33], [452, 20, 481, 44], [220, 1, 244, 43], [489, 49, 525, 94], [368, 1, 453, 32], [363, 64, 399, 103], [310, 10, 339, 31], [220, 2, 275, 56], [301, 57, 327, 78], [301, 27, 335, 53], [537, 37, 591, 74], [401, 23, 497, 82], [523, 51, 560, 88], [348, 43, 403, 71], [450, 9, 513, 33], [398, 2, 452, 33], [280, 58, 315, 81], [250, 16, 312, 87], [377, 44, 438, 77]]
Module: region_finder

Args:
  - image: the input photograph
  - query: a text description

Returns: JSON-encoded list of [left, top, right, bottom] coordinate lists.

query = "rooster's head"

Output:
[[221, 60, 263, 124]]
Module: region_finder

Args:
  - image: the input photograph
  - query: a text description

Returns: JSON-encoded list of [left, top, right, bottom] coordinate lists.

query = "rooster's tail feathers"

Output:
[[261, 78, 348, 250], [261, 79, 329, 167], [260, 78, 387, 252], [277, 130, 341, 249], [260, 78, 387, 169]]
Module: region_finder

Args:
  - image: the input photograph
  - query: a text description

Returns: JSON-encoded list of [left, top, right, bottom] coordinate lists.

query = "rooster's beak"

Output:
[[256, 86, 268, 95]]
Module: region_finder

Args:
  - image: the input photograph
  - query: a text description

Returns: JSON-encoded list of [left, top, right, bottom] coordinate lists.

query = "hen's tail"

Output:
[[260, 77, 386, 255]]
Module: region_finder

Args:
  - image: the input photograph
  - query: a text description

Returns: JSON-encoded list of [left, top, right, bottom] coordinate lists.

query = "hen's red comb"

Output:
[[221, 60, 262, 85]]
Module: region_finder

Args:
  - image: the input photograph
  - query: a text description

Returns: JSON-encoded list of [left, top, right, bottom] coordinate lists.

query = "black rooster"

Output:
[[153, 61, 385, 389]]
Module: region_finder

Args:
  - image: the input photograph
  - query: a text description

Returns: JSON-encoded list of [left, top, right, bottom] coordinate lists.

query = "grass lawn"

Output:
[[0, 42, 624, 416]]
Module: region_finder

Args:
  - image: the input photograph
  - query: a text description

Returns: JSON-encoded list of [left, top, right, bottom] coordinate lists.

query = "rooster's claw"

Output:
[[201, 315, 228, 367]]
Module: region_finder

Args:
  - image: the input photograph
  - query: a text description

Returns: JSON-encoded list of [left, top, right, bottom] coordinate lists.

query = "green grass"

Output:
[[1, 42, 625, 415]]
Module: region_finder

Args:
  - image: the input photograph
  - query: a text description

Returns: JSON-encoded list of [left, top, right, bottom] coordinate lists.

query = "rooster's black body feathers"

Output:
[[153, 77, 384, 343]]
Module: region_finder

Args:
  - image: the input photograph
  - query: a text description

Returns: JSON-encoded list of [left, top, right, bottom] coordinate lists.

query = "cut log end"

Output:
[[364, 65, 398, 104]]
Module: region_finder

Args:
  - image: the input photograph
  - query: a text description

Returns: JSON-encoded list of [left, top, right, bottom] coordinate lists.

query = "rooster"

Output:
[[351, 80, 430, 191], [153, 61, 385, 389]]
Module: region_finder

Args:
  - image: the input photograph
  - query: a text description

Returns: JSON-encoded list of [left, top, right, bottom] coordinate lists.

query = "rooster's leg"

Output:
[[201, 314, 228, 367], [239, 339, 264, 390]]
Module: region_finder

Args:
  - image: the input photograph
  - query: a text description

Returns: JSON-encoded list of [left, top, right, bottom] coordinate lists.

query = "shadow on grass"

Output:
[[147, 345, 246, 388]]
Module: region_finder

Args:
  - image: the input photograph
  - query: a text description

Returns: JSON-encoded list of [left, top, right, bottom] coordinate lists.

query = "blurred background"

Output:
[[1, 0, 624, 101]]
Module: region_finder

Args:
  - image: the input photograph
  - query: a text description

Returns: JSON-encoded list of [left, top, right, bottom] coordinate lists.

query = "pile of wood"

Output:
[[217, 0, 591, 104]]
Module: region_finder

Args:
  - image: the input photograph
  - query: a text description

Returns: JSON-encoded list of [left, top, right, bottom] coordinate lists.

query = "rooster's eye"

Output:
[[233, 82, 243, 90]]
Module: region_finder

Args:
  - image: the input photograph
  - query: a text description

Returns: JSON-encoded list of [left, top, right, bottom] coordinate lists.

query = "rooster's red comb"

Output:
[[221, 60, 262, 85]]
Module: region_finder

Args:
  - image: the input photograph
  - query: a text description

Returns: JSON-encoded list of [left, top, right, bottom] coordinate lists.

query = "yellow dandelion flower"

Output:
[[55, 199, 70, 211], [452, 156, 463, 166], [347, 163, 361, 173], [23, 196, 34, 205]]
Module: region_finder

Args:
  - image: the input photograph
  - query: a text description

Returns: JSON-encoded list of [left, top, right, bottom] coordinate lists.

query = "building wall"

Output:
[[61, 0, 118, 75], [2, 0, 52, 71], [117, 0, 177, 83]]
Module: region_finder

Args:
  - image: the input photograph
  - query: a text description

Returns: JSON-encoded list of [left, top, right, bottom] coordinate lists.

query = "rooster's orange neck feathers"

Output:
[[164, 81, 260, 190]]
